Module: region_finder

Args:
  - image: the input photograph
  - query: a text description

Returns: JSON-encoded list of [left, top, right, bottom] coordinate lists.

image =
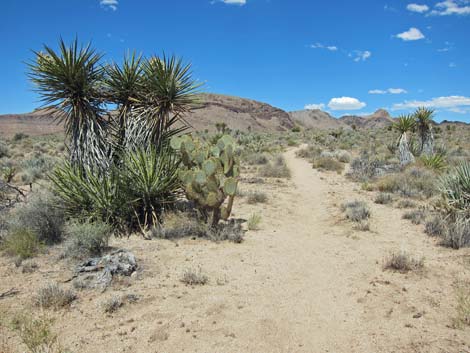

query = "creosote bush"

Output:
[[1, 228, 42, 260]]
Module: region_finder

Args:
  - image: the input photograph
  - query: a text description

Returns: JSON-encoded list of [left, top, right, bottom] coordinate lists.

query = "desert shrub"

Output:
[[9, 313, 61, 353], [181, 267, 208, 286], [259, 155, 291, 178], [1, 228, 42, 260], [20, 155, 57, 183], [441, 215, 470, 249], [208, 221, 244, 243], [151, 212, 206, 239], [383, 251, 424, 273], [374, 193, 393, 205], [342, 201, 371, 222], [63, 220, 111, 259], [12, 133, 29, 141], [334, 150, 351, 163], [296, 145, 322, 160], [34, 283, 76, 309], [9, 191, 65, 245], [312, 157, 344, 173], [375, 168, 436, 199], [396, 199, 417, 209], [247, 213, 262, 231], [354, 220, 370, 231], [247, 191, 268, 204], [101, 296, 123, 313], [245, 153, 269, 165], [402, 209, 426, 225], [348, 151, 384, 181], [425, 215, 446, 237], [0, 142, 9, 158]]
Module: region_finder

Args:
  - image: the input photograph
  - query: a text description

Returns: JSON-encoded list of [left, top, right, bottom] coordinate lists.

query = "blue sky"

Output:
[[1, 0, 469, 122]]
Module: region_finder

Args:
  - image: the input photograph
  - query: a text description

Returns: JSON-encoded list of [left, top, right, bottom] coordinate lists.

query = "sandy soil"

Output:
[[1, 147, 469, 353]]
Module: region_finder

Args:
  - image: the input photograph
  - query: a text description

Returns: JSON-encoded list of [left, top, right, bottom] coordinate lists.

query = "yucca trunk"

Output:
[[420, 128, 434, 157], [398, 132, 415, 167]]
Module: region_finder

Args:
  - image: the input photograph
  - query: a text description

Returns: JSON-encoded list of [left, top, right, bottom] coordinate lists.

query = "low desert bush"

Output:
[[425, 215, 446, 237], [453, 282, 470, 328], [34, 283, 76, 310], [374, 193, 393, 205], [63, 220, 111, 259], [247, 213, 262, 231], [342, 201, 371, 222], [348, 152, 384, 181], [312, 157, 344, 173], [9, 191, 65, 245], [396, 199, 417, 209], [441, 216, 470, 249], [383, 251, 424, 273], [244, 153, 269, 165], [247, 191, 268, 204], [0, 142, 9, 158], [375, 167, 437, 199], [152, 212, 206, 239], [402, 209, 426, 225], [354, 220, 370, 231], [9, 313, 62, 353], [181, 267, 209, 286], [208, 221, 244, 243], [1, 228, 42, 260], [334, 150, 351, 163], [296, 145, 321, 160], [259, 155, 291, 178], [101, 296, 123, 314], [12, 133, 29, 141]]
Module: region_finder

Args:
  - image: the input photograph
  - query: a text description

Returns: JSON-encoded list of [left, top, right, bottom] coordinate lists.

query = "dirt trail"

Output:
[[1, 147, 469, 353]]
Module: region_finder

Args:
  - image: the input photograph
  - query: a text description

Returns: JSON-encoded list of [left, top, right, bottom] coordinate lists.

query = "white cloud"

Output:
[[351, 50, 372, 62], [304, 103, 326, 110], [431, 0, 470, 15], [310, 43, 338, 51], [328, 97, 366, 111], [100, 0, 118, 11], [221, 0, 246, 5], [407, 3, 430, 13], [388, 88, 408, 94], [392, 95, 470, 111], [396, 27, 425, 41], [369, 88, 407, 94]]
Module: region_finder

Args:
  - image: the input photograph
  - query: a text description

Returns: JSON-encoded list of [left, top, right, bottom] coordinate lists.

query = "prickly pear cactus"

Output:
[[171, 134, 240, 227]]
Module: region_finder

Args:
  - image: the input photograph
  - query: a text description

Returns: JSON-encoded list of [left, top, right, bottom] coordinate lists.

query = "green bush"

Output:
[[10, 191, 65, 244], [342, 201, 371, 222], [312, 157, 344, 173], [2, 228, 42, 259], [64, 221, 111, 259]]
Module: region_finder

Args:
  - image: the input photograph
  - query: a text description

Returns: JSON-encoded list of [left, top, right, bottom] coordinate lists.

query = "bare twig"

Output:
[[0, 288, 19, 300]]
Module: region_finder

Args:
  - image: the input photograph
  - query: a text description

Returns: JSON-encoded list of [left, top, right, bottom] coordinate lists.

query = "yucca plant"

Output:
[[121, 146, 181, 236], [393, 114, 416, 166], [414, 107, 435, 157], [28, 39, 110, 171], [440, 162, 470, 216], [421, 154, 447, 172]]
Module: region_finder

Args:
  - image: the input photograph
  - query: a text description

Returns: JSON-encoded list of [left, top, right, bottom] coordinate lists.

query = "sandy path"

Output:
[[1, 147, 469, 352]]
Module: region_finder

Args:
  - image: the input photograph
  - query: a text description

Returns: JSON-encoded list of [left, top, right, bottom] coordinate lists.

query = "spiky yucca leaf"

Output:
[[421, 154, 446, 172], [393, 114, 416, 134], [440, 162, 470, 214]]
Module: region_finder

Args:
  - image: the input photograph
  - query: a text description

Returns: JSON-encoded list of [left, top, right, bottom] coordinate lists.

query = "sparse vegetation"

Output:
[[63, 220, 111, 259], [374, 193, 393, 205], [181, 267, 209, 286], [453, 282, 470, 329], [247, 213, 262, 231], [259, 155, 291, 178], [1, 228, 42, 260], [383, 251, 424, 273], [247, 191, 268, 204], [342, 201, 371, 222], [34, 283, 76, 310], [402, 209, 426, 225]]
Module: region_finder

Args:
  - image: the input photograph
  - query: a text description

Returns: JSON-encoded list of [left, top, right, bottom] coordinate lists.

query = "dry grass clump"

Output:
[[312, 156, 344, 173], [244, 153, 269, 165], [396, 199, 417, 209], [441, 216, 470, 249], [247, 213, 262, 231], [296, 145, 322, 160], [402, 209, 426, 225], [34, 283, 76, 310], [247, 191, 268, 204], [424, 214, 446, 237], [208, 222, 244, 243], [101, 296, 124, 313], [151, 211, 206, 240], [375, 167, 437, 199], [63, 220, 111, 259], [374, 193, 393, 205], [383, 251, 424, 273], [181, 267, 209, 286], [342, 201, 371, 222], [259, 155, 291, 178]]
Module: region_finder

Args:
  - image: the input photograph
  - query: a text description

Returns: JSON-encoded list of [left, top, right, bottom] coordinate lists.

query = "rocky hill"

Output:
[[339, 109, 394, 129], [289, 109, 351, 130], [0, 94, 294, 138]]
